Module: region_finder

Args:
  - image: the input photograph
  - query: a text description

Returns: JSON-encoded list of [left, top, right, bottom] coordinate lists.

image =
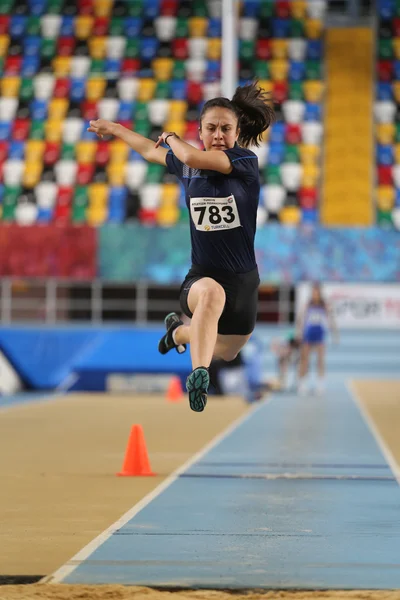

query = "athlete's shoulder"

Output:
[[224, 146, 258, 160]]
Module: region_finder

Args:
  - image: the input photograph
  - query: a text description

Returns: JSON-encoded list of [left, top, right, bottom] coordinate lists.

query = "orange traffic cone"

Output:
[[117, 424, 155, 477], [167, 375, 184, 403]]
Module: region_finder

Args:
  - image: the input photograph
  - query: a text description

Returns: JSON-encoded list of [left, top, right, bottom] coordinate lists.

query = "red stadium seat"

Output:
[[78, 0, 94, 15], [57, 185, 74, 205], [139, 208, 158, 225], [80, 100, 98, 120], [77, 163, 95, 185], [160, 0, 178, 16], [4, 56, 22, 75], [299, 187, 318, 209], [256, 40, 272, 60], [185, 120, 199, 140], [44, 142, 61, 166], [57, 37, 76, 57], [286, 124, 302, 145], [53, 78, 71, 98], [393, 18, 400, 37], [95, 140, 110, 166], [93, 17, 110, 36], [187, 81, 203, 105], [172, 39, 189, 59], [0, 16, 9, 35], [12, 118, 30, 141], [377, 60, 393, 82], [53, 202, 71, 222], [273, 81, 289, 104], [0, 141, 9, 161], [377, 165, 393, 185], [121, 58, 141, 75], [275, 1, 291, 18]]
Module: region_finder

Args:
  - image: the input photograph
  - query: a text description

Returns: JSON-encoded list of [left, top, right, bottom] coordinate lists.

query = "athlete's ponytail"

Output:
[[199, 80, 275, 148], [231, 81, 275, 147]]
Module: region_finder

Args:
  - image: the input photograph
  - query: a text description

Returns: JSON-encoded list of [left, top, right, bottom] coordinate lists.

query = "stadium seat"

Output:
[[262, 183, 286, 212], [281, 163, 302, 191]]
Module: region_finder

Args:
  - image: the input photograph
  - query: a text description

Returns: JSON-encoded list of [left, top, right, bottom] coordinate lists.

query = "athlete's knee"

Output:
[[197, 284, 225, 313]]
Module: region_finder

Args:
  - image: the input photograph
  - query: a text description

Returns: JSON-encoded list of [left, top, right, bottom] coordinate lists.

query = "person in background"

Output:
[[296, 283, 338, 396], [270, 331, 302, 391]]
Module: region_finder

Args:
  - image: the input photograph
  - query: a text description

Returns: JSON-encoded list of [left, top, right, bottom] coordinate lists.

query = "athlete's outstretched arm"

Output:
[[87, 119, 168, 165], [155, 131, 233, 175]]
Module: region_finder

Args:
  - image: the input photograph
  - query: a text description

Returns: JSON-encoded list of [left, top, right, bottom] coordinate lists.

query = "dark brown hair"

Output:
[[199, 80, 275, 148]]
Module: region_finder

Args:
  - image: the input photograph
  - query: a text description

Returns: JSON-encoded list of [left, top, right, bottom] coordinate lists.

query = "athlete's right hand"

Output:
[[87, 119, 116, 139]]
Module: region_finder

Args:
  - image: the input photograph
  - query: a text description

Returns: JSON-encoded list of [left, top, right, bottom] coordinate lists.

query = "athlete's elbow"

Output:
[[183, 151, 199, 169]]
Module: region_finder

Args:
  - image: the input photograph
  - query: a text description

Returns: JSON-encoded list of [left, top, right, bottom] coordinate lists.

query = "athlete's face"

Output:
[[199, 108, 239, 151]]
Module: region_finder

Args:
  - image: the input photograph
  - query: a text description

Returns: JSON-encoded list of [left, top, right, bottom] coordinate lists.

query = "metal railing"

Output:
[[0, 278, 295, 325]]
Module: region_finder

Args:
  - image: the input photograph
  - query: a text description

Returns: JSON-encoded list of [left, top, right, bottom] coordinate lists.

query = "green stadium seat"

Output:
[[289, 81, 304, 100], [378, 38, 393, 59], [155, 80, 171, 99], [265, 165, 281, 184], [305, 59, 322, 79], [27, 16, 41, 35], [260, 0, 273, 18], [146, 163, 165, 183], [240, 40, 256, 60], [61, 143, 76, 160], [254, 60, 270, 79], [172, 59, 186, 79], [125, 38, 140, 58], [47, 0, 64, 13], [30, 120, 45, 140], [90, 58, 105, 74], [41, 38, 57, 60], [193, 0, 208, 17], [290, 19, 304, 37], [0, 0, 14, 15], [110, 17, 124, 35], [127, 0, 143, 17], [175, 17, 189, 38], [284, 144, 300, 162]]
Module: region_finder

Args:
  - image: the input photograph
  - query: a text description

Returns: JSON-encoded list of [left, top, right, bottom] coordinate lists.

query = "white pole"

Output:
[[221, 0, 238, 100]]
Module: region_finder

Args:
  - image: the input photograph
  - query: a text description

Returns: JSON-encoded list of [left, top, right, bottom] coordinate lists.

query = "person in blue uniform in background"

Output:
[[296, 283, 338, 396], [88, 81, 274, 413]]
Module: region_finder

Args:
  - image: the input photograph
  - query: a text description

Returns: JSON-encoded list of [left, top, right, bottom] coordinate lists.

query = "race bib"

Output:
[[190, 195, 241, 232]]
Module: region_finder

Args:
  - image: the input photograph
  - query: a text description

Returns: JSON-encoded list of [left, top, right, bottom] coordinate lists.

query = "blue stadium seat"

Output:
[[30, 99, 48, 120], [23, 36, 42, 57], [395, 188, 400, 207], [104, 58, 122, 79], [118, 101, 134, 121], [21, 55, 40, 77], [28, 0, 48, 16], [377, 0, 395, 19], [143, 0, 161, 19], [37, 208, 53, 222], [306, 40, 323, 60], [242, 0, 260, 17], [124, 17, 143, 37], [208, 18, 222, 37], [289, 60, 306, 81], [272, 18, 290, 39], [0, 122, 11, 141], [268, 141, 285, 165], [393, 60, 400, 79], [269, 122, 286, 144], [376, 82, 393, 100], [81, 120, 97, 140], [60, 16, 75, 37], [302, 208, 318, 223], [10, 15, 27, 38], [376, 143, 394, 165], [70, 78, 87, 103], [0, 184, 4, 202], [8, 141, 26, 159], [304, 102, 322, 121], [171, 79, 187, 99], [206, 59, 220, 81], [129, 149, 146, 161], [140, 37, 160, 60]]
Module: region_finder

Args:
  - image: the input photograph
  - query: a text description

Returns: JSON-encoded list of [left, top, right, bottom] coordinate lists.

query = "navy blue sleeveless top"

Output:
[[166, 145, 260, 274]]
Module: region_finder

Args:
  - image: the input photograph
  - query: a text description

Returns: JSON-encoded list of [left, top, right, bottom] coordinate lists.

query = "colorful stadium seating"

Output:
[[375, 0, 400, 229], [0, 0, 325, 226]]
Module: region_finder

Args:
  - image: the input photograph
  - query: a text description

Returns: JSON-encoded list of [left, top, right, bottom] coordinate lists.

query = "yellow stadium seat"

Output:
[[258, 79, 273, 94], [76, 141, 97, 163], [107, 162, 126, 186], [305, 19, 323, 39], [157, 205, 180, 227], [163, 120, 186, 138], [376, 123, 395, 145], [138, 78, 156, 102], [0, 34, 10, 58], [87, 206, 108, 226], [23, 161, 43, 188], [25, 140, 45, 161], [279, 206, 302, 225], [48, 98, 69, 120], [88, 182, 108, 206], [395, 144, 400, 164], [377, 186, 395, 211], [393, 82, 400, 103], [300, 144, 320, 165], [1, 76, 20, 98], [94, 0, 113, 17], [161, 183, 179, 205], [188, 17, 208, 37], [86, 77, 107, 101], [52, 56, 71, 77], [394, 38, 400, 59], [152, 58, 174, 81], [302, 164, 320, 187], [271, 40, 288, 59], [269, 60, 289, 82], [45, 118, 63, 142], [291, 0, 307, 18], [168, 100, 188, 120], [75, 16, 94, 39], [109, 139, 129, 164], [208, 38, 221, 60], [304, 81, 324, 103], [88, 36, 106, 59]]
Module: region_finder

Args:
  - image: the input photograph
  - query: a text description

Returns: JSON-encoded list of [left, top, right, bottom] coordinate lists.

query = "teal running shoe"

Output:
[[186, 367, 209, 412]]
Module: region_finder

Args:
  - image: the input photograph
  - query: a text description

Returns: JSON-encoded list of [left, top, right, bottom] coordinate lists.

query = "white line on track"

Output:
[[44, 396, 271, 584], [347, 381, 400, 486]]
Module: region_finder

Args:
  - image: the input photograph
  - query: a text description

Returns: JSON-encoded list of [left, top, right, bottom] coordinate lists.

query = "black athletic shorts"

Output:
[[179, 264, 260, 335]]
